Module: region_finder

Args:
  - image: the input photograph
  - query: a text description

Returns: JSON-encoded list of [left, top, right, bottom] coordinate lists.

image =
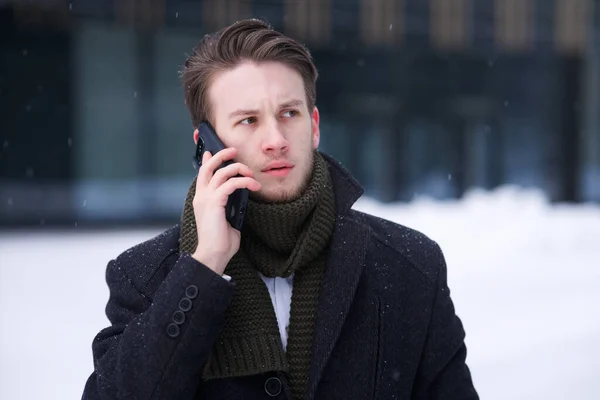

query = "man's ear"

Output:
[[193, 128, 199, 144], [311, 106, 320, 149]]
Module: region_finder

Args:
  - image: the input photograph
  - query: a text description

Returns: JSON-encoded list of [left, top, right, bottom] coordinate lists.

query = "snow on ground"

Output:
[[1, 185, 599, 400]]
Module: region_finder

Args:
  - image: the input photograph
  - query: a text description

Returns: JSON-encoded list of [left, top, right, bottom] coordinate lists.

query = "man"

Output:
[[82, 18, 478, 400]]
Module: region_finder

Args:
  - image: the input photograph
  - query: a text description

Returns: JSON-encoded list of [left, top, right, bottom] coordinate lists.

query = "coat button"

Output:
[[264, 377, 282, 397], [173, 310, 185, 325], [185, 285, 198, 299], [166, 323, 180, 338], [179, 297, 192, 312]]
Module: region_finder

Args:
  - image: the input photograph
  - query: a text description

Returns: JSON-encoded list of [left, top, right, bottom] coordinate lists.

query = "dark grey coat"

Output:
[[82, 153, 479, 400]]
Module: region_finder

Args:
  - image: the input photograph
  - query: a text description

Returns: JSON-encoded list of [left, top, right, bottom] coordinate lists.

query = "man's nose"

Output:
[[261, 121, 289, 153]]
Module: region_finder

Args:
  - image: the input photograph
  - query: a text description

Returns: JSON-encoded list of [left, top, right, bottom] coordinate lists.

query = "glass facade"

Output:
[[1, 0, 599, 228]]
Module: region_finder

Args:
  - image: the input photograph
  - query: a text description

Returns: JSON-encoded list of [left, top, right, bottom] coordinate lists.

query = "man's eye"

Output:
[[240, 116, 257, 125], [282, 110, 298, 118]]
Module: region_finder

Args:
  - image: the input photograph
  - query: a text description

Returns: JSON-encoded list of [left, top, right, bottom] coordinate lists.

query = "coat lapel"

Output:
[[304, 152, 370, 400], [305, 216, 370, 400]]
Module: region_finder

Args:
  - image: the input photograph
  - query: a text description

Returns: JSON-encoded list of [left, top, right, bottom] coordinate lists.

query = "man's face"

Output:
[[194, 61, 320, 203]]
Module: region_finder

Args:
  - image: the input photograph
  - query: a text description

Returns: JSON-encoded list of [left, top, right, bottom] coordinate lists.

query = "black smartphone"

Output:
[[193, 121, 249, 231]]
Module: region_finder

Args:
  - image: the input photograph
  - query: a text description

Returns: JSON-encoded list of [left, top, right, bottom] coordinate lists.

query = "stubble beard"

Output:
[[250, 149, 315, 204]]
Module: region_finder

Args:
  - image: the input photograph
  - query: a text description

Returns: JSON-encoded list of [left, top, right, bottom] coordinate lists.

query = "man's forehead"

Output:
[[209, 62, 306, 114], [226, 96, 304, 109], [214, 89, 307, 114]]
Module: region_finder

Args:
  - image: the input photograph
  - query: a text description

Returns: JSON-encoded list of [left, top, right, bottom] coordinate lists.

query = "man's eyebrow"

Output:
[[228, 109, 259, 119], [280, 99, 304, 108], [227, 99, 304, 119]]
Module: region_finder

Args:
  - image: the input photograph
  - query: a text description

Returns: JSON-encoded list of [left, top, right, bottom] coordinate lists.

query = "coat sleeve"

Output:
[[82, 252, 235, 400], [412, 243, 479, 400]]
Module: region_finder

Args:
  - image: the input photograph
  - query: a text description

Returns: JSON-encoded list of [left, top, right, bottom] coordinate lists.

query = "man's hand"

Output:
[[191, 147, 261, 275]]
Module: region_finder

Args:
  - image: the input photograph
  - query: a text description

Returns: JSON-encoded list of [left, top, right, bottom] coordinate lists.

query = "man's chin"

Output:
[[249, 186, 303, 204], [250, 164, 312, 204]]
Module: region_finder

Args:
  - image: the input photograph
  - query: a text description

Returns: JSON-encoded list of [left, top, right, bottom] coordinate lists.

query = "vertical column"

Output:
[[72, 22, 141, 218], [135, 23, 158, 215], [553, 0, 591, 202], [579, 0, 600, 201]]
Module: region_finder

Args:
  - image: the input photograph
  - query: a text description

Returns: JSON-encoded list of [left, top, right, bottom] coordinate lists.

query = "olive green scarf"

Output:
[[179, 151, 336, 399]]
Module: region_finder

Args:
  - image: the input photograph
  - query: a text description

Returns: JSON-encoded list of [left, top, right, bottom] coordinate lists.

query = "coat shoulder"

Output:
[[112, 225, 181, 291], [349, 209, 445, 282]]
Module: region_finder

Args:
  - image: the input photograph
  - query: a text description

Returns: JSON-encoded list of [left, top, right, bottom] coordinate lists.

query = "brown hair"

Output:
[[181, 18, 318, 127]]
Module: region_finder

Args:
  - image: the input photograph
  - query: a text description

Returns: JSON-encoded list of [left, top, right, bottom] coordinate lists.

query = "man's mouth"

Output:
[[264, 166, 293, 177], [262, 161, 294, 176]]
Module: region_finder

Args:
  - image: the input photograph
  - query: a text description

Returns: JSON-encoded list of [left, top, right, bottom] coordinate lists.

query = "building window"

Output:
[[360, 0, 403, 45], [284, 0, 332, 45], [555, 0, 590, 54], [495, 0, 534, 51], [202, 0, 251, 32], [430, 0, 471, 50]]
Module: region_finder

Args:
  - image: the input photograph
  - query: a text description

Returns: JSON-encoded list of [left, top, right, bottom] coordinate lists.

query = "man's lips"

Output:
[[262, 161, 294, 172], [262, 161, 294, 177], [264, 167, 292, 177]]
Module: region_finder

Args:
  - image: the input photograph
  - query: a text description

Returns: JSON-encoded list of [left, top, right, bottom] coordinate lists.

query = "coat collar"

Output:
[[305, 152, 371, 400], [319, 151, 365, 215]]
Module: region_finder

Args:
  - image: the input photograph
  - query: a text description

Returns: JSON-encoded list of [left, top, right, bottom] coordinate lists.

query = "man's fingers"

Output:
[[197, 148, 237, 186], [196, 151, 211, 187], [217, 177, 261, 198], [209, 162, 254, 189], [202, 150, 211, 164]]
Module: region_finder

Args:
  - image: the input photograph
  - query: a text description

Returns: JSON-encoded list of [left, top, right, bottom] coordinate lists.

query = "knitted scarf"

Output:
[[179, 151, 336, 399]]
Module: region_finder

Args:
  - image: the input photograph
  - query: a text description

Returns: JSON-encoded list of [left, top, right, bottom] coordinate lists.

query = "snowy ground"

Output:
[[1, 185, 599, 400]]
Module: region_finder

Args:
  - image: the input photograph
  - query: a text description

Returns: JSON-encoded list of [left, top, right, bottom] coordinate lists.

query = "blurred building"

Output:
[[1, 0, 599, 228]]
